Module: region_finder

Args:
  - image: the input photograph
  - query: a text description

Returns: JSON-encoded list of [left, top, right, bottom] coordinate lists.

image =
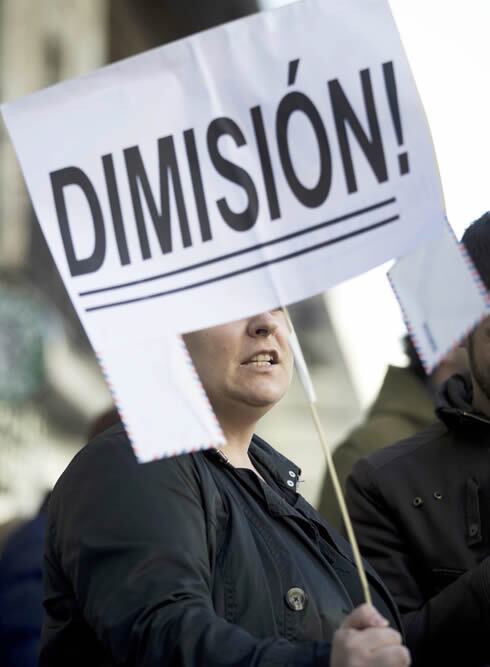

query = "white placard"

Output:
[[1, 0, 447, 459], [389, 225, 488, 374], [97, 334, 225, 460]]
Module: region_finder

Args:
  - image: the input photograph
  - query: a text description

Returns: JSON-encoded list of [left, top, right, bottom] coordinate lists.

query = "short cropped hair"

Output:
[[461, 212, 490, 291]]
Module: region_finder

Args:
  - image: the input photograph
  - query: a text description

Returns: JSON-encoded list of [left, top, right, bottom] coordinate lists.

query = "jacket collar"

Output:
[[436, 372, 490, 431], [249, 433, 302, 492], [205, 434, 302, 492]]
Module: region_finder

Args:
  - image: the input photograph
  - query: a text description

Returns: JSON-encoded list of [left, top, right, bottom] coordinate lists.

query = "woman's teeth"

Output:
[[248, 353, 273, 366]]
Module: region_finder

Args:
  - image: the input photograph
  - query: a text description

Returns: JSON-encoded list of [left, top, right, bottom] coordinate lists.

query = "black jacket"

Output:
[[40, 424, 401, 666], [347, 374, 490, 667], [0, 499, 47, 667]]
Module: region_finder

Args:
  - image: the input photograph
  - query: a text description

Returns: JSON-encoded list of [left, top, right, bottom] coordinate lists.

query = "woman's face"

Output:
[[183, 311, 294, 423]]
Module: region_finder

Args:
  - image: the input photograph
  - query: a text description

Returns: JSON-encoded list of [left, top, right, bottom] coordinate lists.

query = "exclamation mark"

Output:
[[383, 61, 409, 175]]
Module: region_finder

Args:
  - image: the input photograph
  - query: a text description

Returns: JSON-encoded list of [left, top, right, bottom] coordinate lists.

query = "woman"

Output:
[[40, 310, 410, 666]]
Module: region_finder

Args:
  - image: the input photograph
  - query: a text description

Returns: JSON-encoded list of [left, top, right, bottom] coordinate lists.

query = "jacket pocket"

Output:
[[466, 476, 483, 546], [430, 567, 465, 594]]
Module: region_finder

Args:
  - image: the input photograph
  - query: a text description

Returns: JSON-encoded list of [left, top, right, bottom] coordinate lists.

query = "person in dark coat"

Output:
[[346, 211, 490, 667], [40, 311, 409, 667], [318, 357, 434, 530], [0, 496, 49, 667], [318, 339, 467, 530], [0, 410, 119, 667]]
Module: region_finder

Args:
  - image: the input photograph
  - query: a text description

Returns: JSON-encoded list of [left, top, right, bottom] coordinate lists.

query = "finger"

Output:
[[370, 644, 411, 667], [343, 627, 402, 654], [366, 628, 402, 651], [340, 603, 389, 630]]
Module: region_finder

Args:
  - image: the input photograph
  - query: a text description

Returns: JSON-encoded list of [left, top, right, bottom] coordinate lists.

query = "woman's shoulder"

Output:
[[51, 421, 205, 508], [56, 420, 138, 484]]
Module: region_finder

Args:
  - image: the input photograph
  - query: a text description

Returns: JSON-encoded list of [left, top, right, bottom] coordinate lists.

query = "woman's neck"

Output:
[[212, 404, 262, 469], [219, 427, 255, 468]]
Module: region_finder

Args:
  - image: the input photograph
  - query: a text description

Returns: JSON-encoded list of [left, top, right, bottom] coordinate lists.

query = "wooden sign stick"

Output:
[[283, 306, 372, 606]]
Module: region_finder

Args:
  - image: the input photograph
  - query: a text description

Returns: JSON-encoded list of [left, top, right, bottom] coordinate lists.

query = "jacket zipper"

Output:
[[461, 411, 490, 425]]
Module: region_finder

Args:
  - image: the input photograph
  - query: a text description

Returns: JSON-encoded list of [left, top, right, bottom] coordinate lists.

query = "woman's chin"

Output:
[[243, 386, 287, 410]]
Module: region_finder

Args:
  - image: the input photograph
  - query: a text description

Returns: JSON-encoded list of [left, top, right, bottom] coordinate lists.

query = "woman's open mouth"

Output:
[[241, 350, 279, 367]]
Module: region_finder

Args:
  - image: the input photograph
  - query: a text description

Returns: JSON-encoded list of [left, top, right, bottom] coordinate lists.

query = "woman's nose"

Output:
[[247, 312, 278, 338]]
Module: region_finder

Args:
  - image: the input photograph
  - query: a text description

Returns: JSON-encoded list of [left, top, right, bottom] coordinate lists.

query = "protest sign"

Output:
[[97, 334, 225, 460], [1, 0, 446, 459], [389, 224, 489, 374]]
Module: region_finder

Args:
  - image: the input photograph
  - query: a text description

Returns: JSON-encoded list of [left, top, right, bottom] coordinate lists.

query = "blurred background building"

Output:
[[0, 0, 111, 526]]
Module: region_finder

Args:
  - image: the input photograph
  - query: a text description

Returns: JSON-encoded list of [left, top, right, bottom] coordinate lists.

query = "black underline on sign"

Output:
[[79, 197, 396, 297], [84, 213, 399, 313]]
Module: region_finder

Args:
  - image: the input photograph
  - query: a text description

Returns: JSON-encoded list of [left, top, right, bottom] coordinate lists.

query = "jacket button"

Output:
[[289, 470, 296, 478], [433, 491, 443, 500], [412, 496, 423, 507], [287, 480, 295, 488], [285, 587, 307, 611]]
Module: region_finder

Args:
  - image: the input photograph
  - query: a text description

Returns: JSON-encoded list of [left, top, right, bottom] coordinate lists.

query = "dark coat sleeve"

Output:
[[346, 458, 490, 666], [45, 435, 331, 667], [0, 512, 46, 667]]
